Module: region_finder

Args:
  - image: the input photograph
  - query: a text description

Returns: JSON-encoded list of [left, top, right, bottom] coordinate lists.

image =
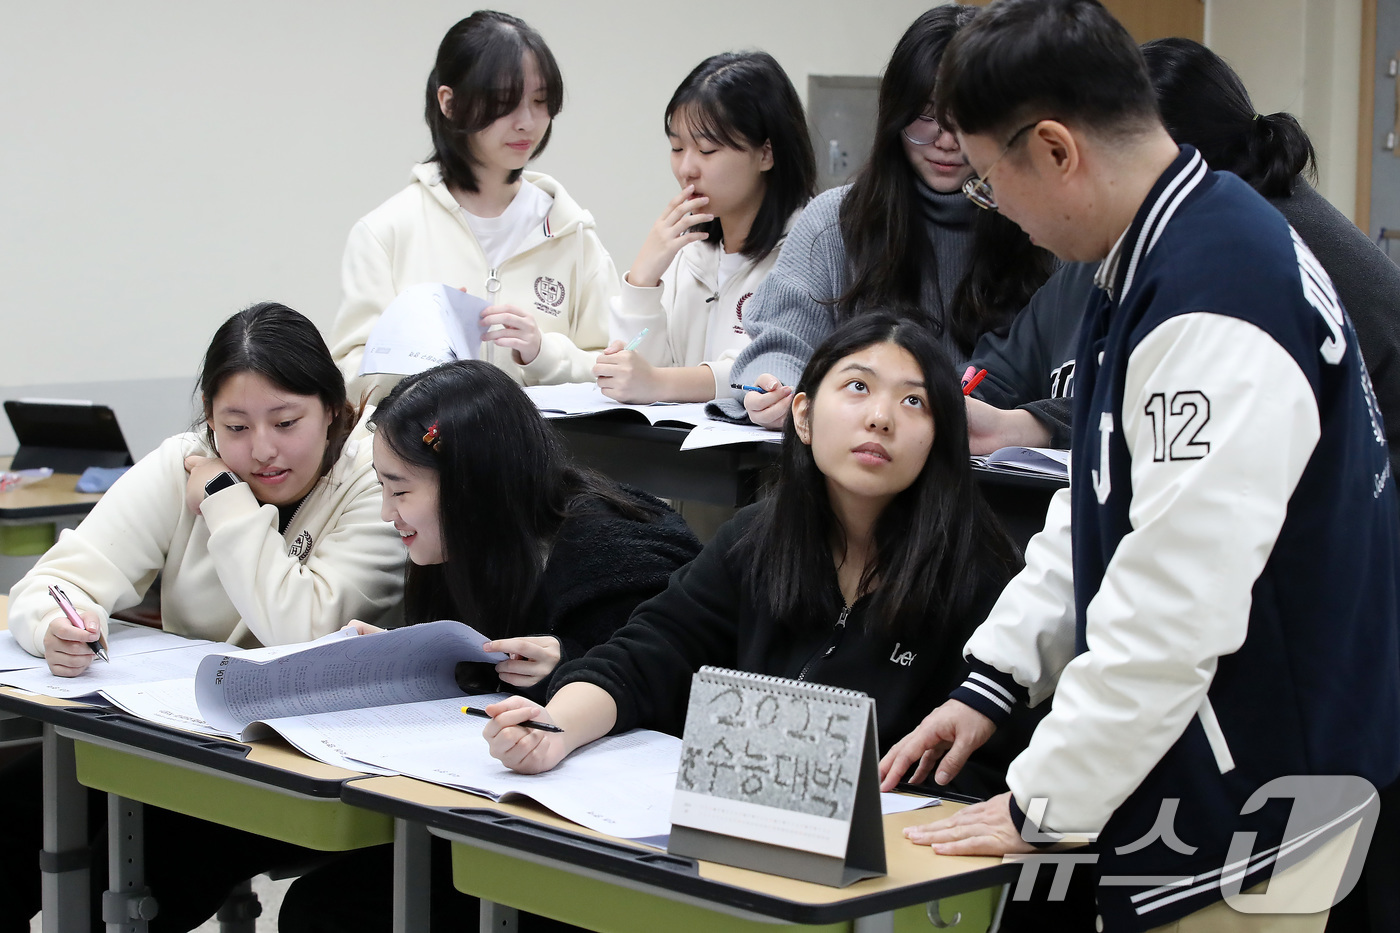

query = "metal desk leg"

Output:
[[853, 912, 894, 933], [479, 900, 517, 933], [104, 795, 157, 933], [393, 818, 430, 933], [41, 725, 88, 933]]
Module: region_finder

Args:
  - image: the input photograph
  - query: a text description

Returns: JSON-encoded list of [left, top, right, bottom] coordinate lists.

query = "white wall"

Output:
[[0, 0, 933, 399], [1206, 0, 1363, 218]]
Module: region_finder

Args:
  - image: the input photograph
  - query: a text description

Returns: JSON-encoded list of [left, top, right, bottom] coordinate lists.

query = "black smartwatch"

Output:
[[203, 471, 240, 498]]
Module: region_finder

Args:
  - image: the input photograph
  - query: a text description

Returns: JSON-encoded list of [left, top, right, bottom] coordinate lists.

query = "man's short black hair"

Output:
[[935, 0, 1159, 141]]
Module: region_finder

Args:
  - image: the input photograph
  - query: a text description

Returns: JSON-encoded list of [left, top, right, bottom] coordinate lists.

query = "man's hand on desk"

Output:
[[43, 609, 101, 677], [902, 792, 1035, 856], [878, 698, 996, 790]]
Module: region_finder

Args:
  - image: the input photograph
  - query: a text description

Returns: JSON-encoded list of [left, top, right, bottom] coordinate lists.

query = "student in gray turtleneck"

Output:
[[711, 4, 1053, 425]]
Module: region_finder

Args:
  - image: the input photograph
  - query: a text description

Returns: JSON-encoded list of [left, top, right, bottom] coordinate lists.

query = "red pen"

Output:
[[962, 368, 988, 396], [47, 585, 109, 662]]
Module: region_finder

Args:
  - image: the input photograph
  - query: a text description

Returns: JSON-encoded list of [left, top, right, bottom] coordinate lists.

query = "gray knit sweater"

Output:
[[710, 182, 977, 419]]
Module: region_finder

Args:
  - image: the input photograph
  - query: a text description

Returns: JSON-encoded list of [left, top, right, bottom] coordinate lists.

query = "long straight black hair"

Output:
[[739, 313, 1022, 639], [370, 360, 661, 631], [197, 302, 353, 474], [837, 5, 1053, 351], [1142, 38, 1316, 199], [664, 51, 817, 261], [425, 11, 565, 193]]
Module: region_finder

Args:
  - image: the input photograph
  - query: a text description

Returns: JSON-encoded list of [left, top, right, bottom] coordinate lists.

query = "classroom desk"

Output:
[[0, 456, 103, 523], [0, 681, 393, 933], [344, 775, 1016, 933], [547, 416, 1066, 548]]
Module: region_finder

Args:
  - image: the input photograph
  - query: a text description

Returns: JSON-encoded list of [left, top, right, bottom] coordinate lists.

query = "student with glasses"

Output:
[[882, 3, 1400, 930], [713, 4, 1054, 429]]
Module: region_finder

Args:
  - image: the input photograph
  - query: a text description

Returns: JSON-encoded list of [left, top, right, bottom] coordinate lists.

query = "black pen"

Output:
[[461, 705, 564, 733]]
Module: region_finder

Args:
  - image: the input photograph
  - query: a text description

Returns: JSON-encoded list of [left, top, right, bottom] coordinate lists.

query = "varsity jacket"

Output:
[[552, 502, 1040, 802], [329, 165, 618, 395], [948, 147, 1400, 931], [609, 212, 800, 399], [8, 431, 404, 656]]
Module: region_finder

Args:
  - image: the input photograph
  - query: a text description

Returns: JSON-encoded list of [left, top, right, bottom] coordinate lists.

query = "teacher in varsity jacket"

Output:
[[878, 3, 1400, 933]]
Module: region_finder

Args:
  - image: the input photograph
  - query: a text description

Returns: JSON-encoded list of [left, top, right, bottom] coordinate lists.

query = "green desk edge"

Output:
[[73, 741, 394, 851], [451, 842, 999, 933]]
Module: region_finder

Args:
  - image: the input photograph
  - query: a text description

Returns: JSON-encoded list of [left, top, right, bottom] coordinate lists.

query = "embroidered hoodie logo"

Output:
[[287, 530, 314, 561], [733, 291, 753, 334], [534, 276, 566, 316]]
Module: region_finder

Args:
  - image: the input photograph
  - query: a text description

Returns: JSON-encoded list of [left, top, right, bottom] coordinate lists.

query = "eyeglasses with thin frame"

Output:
[[902, 114, 943, 147], [962, 120, 1045, 211]]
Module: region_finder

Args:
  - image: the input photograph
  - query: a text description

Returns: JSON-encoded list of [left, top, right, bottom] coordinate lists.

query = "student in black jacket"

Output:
[[484, 312, 1035, 802], [278, 359, 700, 933]]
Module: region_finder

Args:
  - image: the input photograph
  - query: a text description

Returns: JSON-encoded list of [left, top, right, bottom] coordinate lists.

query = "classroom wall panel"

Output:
[[0, 0, 931, 409]]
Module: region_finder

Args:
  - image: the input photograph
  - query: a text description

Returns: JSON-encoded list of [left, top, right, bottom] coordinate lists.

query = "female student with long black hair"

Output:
[[719, 4, 1053, 428], [329, 11, 617, 396], [485, 313, 1035, 806], [594, 51, 816, 403], [277, 359, 701, 932], [0, 302, 404, 932]]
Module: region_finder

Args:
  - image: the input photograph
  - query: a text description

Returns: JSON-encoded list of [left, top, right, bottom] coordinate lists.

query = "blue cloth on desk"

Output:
[[75, 466, 130, 492]]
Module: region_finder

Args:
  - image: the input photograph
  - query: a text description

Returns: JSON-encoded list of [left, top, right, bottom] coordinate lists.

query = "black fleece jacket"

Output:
[[456, 486, 701, 701], [551, 503, 1042, 801]]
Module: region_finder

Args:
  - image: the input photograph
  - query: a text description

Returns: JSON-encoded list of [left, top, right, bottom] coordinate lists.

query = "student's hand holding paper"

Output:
[[481, 696, 569, 774], [341, 620, 383, 636], [43, 608, 102, 677], [183, 455, 233, 515], [743, 374, 793, 429], [628, 185, 713, 288], [593, 342, 663, 403], [902, 792, 1034, 856], [485, 635, 561, 688], [878, 699, 996, 790], [480, 305, 542, 366]]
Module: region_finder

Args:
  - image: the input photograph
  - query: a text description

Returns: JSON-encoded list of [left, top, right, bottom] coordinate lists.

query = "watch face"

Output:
[[205, 472, 239, 497]]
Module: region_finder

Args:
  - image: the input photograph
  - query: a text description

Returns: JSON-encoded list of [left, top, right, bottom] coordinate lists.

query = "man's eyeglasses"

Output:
[[962, 120, 1045, 211]]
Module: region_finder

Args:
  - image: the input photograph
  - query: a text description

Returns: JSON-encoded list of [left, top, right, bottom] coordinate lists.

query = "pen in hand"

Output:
[[961, 368, 988, 396], [730, 383, 769, 394], [461, 705, 564, 734], [47, 585, 109, 662], [623, 327, 650, 352]]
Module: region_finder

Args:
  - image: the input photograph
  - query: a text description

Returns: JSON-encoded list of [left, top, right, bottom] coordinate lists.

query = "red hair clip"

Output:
[[422, 421, 442, 452]]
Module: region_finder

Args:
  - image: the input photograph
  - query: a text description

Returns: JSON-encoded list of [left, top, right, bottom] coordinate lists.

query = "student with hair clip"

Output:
[[484, 313, 1036, 806], [964, 37, 1400, 485], [277, 359, 700, 933], [714, 4, 1054, 428], [594, 50, 816, 403], [328, 10, 617, 397], [881, 3, 1400, 930], [0, 302, 404, 932]]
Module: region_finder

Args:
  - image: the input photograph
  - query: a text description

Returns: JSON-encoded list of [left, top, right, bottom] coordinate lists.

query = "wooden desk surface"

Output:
[[348, 775, 1005, 907], [0, 456, 101, 518]]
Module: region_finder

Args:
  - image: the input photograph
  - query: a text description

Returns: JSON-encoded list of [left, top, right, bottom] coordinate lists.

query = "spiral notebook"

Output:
[[668, 666, 886, 886]]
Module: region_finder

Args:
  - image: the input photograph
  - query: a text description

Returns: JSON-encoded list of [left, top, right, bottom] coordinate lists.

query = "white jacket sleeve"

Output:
[[521, 227, 618, 385], [959, 482, 1079, 710], [329, 220, 397, 387], [198, 458, 404, 647], [6, 436, 194, 656], [610, 266, 682, 368], [1005, 312, 1320, 835]]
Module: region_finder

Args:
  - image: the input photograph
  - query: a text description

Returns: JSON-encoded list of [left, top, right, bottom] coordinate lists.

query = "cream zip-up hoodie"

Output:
[[609, 213, 797, 399], [330, 164, 617, 396], [7, 431, 404, 657]]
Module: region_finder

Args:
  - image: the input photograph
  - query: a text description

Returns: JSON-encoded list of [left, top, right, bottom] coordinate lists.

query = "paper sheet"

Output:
[[193, 620, 507, 738], [972, 446, 1070, 478], [0, 642, 240, 699], [99, 678, 229, 738], [678, 420, 784, 450], [0, 621, 212, 672], [359, 283, 488, 376], [522, 383, 712, 427]]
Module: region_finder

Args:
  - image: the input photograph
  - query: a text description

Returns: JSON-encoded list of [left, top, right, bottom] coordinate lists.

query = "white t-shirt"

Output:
[[461, 180, 554, 269], [715, 249, 748, 294]]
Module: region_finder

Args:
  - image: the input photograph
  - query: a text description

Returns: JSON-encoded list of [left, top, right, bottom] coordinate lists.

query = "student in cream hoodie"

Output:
[[329, 11, 616, 399]]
